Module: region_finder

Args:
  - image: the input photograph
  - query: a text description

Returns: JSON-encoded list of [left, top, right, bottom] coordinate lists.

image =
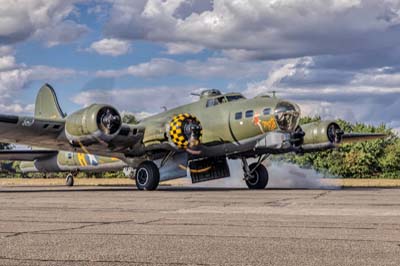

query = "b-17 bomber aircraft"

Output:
[[0, 84, 385, 190]]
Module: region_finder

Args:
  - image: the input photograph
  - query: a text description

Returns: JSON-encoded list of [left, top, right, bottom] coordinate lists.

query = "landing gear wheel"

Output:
[[66, 174, 74, 187], [135, 161, 160, 191], [245, 163, 269, 190]]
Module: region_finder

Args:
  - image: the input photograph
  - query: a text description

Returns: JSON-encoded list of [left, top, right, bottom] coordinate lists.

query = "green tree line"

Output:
[[283, 117, 400, 178]]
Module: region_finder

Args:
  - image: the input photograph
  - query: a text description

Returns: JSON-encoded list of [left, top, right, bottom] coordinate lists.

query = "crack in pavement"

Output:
[[134, 221, 400, 231], [0, 219, 103, 224], [3, 230, 399, 244], [263, 197, 299, 207], [0, 206, 165, 212], [0, 256, 212, 265], [2, 219, 399, 235], [313, 191, 331, 200], [3, 218, 165, 239]]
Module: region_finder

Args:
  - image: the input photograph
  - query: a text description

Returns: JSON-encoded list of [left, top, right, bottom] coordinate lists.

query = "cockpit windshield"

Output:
[[206, 94, 245, 108], [226, 94, 245, 102]]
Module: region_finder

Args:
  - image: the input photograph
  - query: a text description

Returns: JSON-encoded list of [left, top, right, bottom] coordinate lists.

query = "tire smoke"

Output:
[[190, 159, 340, 189]]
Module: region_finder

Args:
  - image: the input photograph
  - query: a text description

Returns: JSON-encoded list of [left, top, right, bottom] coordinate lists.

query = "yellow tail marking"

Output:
[[77, 153, 87, 166]]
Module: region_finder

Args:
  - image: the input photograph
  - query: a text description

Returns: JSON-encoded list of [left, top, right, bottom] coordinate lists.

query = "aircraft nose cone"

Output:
[[274, 101, 300, 131]]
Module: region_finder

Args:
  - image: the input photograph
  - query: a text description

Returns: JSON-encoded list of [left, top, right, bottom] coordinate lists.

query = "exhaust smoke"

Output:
[[267, 161, 340, 189], [190, 159, 340, 189]]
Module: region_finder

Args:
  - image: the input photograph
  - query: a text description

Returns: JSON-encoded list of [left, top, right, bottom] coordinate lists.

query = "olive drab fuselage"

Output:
[[139, 92, 296, 148]]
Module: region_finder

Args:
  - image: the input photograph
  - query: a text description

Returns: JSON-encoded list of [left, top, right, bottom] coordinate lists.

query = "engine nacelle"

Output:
[[301, 121, 343, 145], [65, 104, 122, 146], [169, 113, 202, 150]]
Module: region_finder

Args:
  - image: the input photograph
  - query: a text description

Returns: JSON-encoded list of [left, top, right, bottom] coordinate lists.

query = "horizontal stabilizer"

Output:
[[341, 133, 387, 144], [0, 150, 58, 161]]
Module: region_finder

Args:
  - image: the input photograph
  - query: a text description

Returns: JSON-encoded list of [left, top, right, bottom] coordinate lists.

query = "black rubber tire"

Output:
[[66, 174, 74, 187], [245, 163, 269, 190], [135, 161, 160, 191]]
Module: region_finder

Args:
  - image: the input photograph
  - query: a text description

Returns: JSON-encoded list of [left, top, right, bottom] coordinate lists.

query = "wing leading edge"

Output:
[[341, 133, 388, 144]]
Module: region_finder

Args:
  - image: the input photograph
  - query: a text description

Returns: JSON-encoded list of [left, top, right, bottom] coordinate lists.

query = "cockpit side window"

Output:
[[206, 97, 226, 107], [206, 99, 215, 108], [218, 97, 226, 104], [235, 112, 242, 120]]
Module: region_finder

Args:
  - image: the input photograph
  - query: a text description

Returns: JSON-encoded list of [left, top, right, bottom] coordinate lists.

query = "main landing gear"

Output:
[[135, 161, 160, 191], [241, 156, 269, 190]]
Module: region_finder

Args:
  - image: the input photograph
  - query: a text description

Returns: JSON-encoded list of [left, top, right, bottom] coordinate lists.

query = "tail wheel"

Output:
[[66, 173, 74, 187], [169, 113, 202, 149], [135, 161, 160, 191], [245, 163, 269, 190]]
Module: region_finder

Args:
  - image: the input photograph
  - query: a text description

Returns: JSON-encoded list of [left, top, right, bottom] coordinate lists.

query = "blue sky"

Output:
[[1, 0, 400, 131]]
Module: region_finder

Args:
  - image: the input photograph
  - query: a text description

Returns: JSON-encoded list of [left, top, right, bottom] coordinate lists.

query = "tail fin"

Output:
[[35, 84, 65, 120]]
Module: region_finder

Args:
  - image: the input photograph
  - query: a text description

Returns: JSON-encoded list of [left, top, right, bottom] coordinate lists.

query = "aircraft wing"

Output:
[[341, 133, 387, 144], [0, 113, 140, 158], [0, 150, 58, 161], [298, 122, 388, 153], [0, 84, 142, 158]]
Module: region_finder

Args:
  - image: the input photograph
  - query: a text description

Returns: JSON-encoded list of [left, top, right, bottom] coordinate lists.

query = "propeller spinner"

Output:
[[97, 107, 122, 135], [327, 123, 344, 144]]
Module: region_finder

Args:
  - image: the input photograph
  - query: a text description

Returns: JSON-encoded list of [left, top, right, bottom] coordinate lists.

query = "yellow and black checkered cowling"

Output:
[[169, 113, 202, 149]]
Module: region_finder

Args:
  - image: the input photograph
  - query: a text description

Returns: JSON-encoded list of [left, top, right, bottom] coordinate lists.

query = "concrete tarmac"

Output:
[[0, 185, 399, 266]]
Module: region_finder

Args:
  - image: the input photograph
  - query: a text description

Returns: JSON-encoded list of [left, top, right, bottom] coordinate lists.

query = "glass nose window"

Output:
[[274, 102, 300, 131]]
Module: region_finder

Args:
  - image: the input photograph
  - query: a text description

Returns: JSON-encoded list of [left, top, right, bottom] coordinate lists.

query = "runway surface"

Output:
[[0, 186, 399, 266]]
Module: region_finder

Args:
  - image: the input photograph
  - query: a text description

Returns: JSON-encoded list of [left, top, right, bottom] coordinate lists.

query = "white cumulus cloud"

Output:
[[0, 45, 79, 114], [89, 38, 131, 56], [0, 0, 88, 46], [104, 0, 400, 60], [72, 86, 196, 113], [96, 57, 273, 79], [164, 42, 204, 54]]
